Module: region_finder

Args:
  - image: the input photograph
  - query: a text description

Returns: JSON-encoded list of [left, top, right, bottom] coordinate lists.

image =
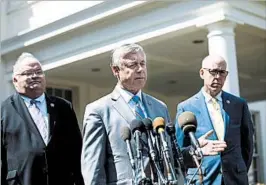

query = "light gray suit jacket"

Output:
[[81, 86, 171, 185]]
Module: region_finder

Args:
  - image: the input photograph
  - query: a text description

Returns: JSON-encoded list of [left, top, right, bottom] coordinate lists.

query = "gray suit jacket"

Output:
[[81, 86, 171, 185]]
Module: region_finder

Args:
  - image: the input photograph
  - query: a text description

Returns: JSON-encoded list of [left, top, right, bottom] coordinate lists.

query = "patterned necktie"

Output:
[[211, 98, 225, 141], [29, 100, 49, 145], [132, 95, 146, 120]]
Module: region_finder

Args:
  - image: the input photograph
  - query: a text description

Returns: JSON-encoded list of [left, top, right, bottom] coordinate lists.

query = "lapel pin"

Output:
[[50, 103, 55, 107], [226, 100, 230, 104]]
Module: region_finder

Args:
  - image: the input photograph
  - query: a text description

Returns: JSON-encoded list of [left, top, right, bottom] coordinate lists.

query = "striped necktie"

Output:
[[131, 95, 146, 120], [29, 100, 49, 145], [211, 98, 225, 141]]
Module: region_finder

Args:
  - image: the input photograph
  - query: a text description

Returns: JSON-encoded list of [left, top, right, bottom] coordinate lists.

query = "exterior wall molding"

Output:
[[2, 1, 266, 79]]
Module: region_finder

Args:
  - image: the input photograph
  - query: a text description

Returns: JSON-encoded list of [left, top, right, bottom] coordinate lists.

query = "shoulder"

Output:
[[84, 93, 112, 113], [144, 93, 167, 108], [223, 91, 247, 105], [178, 92, 200, 108], [46, 95, 73, 110], [1, 94, 18, 111]]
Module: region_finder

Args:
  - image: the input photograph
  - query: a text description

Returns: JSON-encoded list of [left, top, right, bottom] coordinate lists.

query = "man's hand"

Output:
[[198, 130, 227, 156]]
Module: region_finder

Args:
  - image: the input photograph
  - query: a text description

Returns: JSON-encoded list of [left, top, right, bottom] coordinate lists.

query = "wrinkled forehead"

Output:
[[202, 55, 227, 70], [121, 51, 146, 63]]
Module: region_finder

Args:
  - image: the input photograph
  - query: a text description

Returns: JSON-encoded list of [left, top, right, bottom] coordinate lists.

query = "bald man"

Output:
[[175, 55, 254, 185]]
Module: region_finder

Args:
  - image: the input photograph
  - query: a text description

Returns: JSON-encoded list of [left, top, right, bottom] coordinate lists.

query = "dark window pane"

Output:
[[54, 88, 63, 97], [46, 87, 53, 96], [65, 90, 72, 103]]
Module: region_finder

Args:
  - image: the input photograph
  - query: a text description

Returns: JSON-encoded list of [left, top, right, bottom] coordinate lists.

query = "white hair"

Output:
[[111, 43, 146, 67], [13, 52, 41, 75]]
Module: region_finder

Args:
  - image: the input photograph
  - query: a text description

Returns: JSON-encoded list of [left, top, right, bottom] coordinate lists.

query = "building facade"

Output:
[[1, 1, 266, 184]]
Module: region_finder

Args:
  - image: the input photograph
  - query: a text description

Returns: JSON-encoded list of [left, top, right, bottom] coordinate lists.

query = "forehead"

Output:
[[121, 51, 145, 61], [203, 57, 226, 70], [16, 59, 42, 71]]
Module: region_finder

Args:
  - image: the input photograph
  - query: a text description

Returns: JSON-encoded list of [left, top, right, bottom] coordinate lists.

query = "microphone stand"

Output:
[[135, 131, 152, 185], [146, 132, 168, 185], [187, 147, 203, 185]]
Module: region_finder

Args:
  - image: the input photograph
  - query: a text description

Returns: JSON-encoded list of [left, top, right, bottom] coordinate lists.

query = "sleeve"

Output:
[[1, 118, 8, 185], [68, 103, 85, 185], [81, 105, 107, 185], [241, 101, 254, 170], [175, 104, 195, 168]]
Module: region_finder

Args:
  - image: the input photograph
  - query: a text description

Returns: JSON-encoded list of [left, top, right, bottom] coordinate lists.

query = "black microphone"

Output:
[[178, 111, 203, 159], [153, 117, 177, 182], [166, 123, 186, 177], [130, 119, 150, 184], [143, 118, 167, 184], [121, 126, 136, 173]]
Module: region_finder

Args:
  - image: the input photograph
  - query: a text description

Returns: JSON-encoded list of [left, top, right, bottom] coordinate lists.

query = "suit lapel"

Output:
[[142, 93, 153, 119], [221, 91, 230, 139], [111, 87, 135, 125], [194, 91, 217, 137], [45, 94, 57, 143], [12, 93, 45, 144]]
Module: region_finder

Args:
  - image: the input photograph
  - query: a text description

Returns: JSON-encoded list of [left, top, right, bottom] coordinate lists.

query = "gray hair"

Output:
[[13, 52, 40, 75], [111, 43, 146, 67]]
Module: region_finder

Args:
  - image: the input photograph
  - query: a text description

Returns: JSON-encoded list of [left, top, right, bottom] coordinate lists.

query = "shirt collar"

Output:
[[21, 93, 46, 104], [201, 88, 222, 102], [116, 85, 142, 103]]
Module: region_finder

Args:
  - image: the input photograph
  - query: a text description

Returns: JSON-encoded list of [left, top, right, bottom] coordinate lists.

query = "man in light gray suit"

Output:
[[81, 43, 172, 185]]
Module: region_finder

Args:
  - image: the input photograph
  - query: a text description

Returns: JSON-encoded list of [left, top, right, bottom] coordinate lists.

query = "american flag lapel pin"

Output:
[[226, 100, 230, 104], [50, 103, 55, 107]]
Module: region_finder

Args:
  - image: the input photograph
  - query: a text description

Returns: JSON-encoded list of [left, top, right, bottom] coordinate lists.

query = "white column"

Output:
[[207, 20, 240, 96]]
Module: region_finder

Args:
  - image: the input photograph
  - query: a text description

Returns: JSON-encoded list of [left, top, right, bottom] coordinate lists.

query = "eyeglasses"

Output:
[[17, 70, 44, 77], [203, 68, 228, 77]]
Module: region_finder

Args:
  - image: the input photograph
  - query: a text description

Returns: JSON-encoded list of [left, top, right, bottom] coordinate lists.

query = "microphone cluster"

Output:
[[121, 116, 189, 185]]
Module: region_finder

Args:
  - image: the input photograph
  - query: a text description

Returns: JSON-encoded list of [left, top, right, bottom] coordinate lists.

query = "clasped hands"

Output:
[[198, 130, 227, 156]]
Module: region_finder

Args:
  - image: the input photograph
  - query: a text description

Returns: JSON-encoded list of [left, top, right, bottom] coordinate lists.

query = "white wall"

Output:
[[3, 1, 103, 40], [248, 100, 266, 183]]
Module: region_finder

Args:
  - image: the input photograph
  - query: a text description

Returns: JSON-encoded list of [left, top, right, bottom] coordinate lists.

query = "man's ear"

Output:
[[199, 68, 204, 80], [111, 66, 119, 77]]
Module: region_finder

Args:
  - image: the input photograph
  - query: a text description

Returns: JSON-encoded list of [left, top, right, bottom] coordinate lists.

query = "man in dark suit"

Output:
[[81, 44, 179, 185], [1, 53, 84, 185], [175, 55, 254, 185]]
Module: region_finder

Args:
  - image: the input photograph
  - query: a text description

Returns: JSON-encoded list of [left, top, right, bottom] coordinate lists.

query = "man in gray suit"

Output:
[[81, 43, 172, 185]]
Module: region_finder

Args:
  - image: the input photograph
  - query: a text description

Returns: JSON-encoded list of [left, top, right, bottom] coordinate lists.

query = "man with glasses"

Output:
[[1, 53, 84, 185], [175, 55, 254, 185], [81, 43, 173, 185]]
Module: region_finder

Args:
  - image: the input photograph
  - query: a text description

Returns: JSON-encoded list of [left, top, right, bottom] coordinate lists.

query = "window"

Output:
[[46, 87, 72, 103]]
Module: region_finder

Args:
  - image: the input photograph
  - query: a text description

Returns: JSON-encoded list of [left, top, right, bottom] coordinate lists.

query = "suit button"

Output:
[[43, 167, 48, 174]]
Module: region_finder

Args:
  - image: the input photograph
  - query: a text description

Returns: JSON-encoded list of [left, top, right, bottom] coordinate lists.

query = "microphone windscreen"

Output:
[[166, 123, 175, 135], [121, 126, 131, 141], [153, 117, 165, 133], [178, 111, 197, 134], [130, 119, 144, 134], [142, 118, 153, 130]]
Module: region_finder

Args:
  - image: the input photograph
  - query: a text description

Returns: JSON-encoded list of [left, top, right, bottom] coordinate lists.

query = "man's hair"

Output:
[[110, 43, 146, 67], [13, 52, 40, 75]]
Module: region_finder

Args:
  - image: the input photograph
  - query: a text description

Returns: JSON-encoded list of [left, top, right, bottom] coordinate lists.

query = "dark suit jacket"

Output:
[[175, 90, 254, 185], [1, 93, 84, 185]]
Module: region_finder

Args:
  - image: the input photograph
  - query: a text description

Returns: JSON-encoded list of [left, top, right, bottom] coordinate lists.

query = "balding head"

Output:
[[202, 55, 227, 70], [200, 55, 228, 97]]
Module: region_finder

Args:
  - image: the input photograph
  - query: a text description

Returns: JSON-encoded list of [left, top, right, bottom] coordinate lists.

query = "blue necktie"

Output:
[[132, 95, 145, 120]]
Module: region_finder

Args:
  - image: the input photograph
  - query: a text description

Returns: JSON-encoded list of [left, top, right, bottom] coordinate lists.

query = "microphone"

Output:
[[153, 117, 177, 182], [178, 111, 203, 159], [166, 123, 186, 177], [130, 119, 150, 184], [121, 126, 136, 173], [143, 118, 167, 184]]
